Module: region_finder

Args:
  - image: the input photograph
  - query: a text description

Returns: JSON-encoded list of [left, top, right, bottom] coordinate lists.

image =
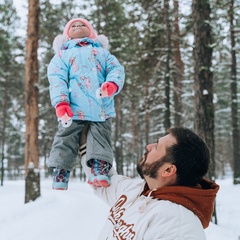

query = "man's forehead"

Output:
[[158, 133, 176, 147]]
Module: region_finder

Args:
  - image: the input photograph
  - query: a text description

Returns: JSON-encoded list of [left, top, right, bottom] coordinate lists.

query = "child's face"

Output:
[[68, 21, 90, 39]]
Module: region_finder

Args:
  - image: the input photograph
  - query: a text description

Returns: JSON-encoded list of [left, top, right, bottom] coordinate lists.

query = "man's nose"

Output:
[[146, 144, 153, 151]]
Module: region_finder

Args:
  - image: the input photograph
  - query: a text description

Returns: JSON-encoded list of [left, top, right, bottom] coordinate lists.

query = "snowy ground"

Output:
[[0, 177, 239, 240]]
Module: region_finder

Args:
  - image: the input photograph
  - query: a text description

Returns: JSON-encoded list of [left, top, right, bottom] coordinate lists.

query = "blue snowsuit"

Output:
[[47, 38, 125, 171]]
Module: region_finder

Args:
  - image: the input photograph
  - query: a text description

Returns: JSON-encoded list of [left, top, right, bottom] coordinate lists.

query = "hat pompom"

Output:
[[53, 34, 68, 53], [97, 34, 109, 49]]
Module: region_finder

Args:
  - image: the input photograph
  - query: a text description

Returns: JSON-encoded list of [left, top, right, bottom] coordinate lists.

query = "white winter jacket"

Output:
[[82, 160, 219, 240]]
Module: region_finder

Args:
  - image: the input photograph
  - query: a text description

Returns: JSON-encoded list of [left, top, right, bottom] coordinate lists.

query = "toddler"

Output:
[[47, 18, 125, 190]]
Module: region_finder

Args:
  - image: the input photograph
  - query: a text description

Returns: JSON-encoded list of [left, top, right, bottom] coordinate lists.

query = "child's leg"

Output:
[[79, 122, 90, 158], [86, 119, 113, 164], [47, 121, 85, 190], [86, 119, 113, 187]]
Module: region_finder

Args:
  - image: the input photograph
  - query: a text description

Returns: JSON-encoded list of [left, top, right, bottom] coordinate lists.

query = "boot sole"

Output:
[[88, 179, 110, 188], [52, 182, 68, 190]]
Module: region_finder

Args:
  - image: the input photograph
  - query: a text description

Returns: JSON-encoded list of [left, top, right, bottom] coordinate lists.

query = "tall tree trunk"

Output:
[[164, 0, 171, 131], [1, 76, 8, 186], [192, 0, 215, 179], [131, 83, 138, 176], [229, 0, 240, 184], [24, 0, 40, 203], [173, 0, 184, 127], [192, 0, 217, 224], [145, 70, 150, 145], [114, 95, 123, 175], [131, 88, 137, 150]]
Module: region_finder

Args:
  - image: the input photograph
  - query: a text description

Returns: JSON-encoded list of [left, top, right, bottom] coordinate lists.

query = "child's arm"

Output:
[[48, 53, 69, 108], [48, 53, 73, 126], [103, 51, 125, 96]]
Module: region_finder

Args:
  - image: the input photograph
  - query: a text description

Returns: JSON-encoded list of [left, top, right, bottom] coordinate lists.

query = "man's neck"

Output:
[[145, 175, 177, 189]]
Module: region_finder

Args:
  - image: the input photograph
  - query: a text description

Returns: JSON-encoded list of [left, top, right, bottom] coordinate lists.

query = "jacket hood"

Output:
[[142, 178, 219, 229], [60, 38, 101, 50]]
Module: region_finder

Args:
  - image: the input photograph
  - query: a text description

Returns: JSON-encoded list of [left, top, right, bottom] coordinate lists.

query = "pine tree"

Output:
[[192, 0, 215, 180], [173, 0, 184, 127], [0, 0, 24, 184], [229, 0, 240, 184], [24, 0, 40, 203]]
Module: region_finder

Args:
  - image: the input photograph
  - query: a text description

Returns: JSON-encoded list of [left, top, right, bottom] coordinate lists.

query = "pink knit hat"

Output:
[[63, 18, 97, 40]]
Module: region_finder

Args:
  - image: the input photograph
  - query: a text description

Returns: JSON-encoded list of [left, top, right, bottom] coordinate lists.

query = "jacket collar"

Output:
[[61, 38, 101, 50]]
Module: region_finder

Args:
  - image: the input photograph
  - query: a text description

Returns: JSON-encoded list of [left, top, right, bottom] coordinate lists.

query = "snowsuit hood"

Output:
[[141, 178, 219, 228], [52, 34, 109, 53]]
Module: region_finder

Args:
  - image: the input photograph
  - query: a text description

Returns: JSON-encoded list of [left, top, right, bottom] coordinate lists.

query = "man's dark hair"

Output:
[[167, 127, 210, 186]]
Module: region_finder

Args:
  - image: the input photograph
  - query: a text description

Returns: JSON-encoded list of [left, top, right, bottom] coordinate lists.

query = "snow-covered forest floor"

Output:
[[0, 177, 239, 240]]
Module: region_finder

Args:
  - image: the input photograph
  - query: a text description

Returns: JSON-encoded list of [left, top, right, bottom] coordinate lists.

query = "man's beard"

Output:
[[136, 151, 148, 179], [137, 151, 167, 179]]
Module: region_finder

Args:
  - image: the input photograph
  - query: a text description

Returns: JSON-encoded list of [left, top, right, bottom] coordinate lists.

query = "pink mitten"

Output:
[[56, 102, 74, 118], [101, 82, 118, 97]]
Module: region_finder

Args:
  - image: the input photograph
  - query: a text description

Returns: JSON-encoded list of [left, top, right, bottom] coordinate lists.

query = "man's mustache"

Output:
[[139, 151, 148, 165]]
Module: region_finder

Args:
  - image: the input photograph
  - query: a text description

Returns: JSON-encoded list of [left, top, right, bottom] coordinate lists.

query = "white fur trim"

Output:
[[52, 34, 109, 52], [53, 34, 68, 53], [97, 34, 109, 49]]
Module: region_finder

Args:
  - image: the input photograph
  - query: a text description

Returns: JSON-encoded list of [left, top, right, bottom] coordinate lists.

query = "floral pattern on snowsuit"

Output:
[[48, 38, 125, 122]]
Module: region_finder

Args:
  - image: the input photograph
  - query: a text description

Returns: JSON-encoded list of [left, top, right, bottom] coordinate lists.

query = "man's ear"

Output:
[[162, 164, 176, 177]]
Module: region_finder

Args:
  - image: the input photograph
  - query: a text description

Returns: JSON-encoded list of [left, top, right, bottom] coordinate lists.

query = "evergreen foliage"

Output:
[[0, 0, 239, 182], [0, 0, 25, 184]]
